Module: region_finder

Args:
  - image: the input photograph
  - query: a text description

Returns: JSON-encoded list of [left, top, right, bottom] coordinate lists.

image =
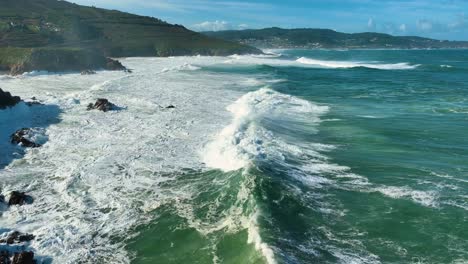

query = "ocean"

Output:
[[0, 49, 467, 264]]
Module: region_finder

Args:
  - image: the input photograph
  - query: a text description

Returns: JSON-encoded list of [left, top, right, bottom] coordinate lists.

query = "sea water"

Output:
[[1, 49, 467, 263]]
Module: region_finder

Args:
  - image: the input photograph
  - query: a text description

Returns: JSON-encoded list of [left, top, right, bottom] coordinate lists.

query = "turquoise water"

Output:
[[1, 50, 467, 263], [129, 50, 468, 263]]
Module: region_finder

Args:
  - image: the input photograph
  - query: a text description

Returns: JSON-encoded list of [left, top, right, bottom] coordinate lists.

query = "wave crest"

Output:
[[296, 57, 419, 70], [202, 88, 328, 172]]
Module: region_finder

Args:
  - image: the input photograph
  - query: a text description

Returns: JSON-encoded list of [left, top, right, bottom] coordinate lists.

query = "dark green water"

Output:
[[129, 50, 468, 264]]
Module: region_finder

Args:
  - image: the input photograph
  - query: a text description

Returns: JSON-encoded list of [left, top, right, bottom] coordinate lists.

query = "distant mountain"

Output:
[[0, 0, 260, 74], [204, 27, 468, 49]]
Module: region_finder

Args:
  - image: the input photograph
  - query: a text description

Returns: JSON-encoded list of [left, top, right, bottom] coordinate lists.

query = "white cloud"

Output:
[[448, 13, 467, 30], [417, 19, 433, 31], [238, 24, 249, 30], [190, 21, 249, 31], [399, 23, 407, 32], [191, 20, 230, 31], [367, 18, 376, 31]]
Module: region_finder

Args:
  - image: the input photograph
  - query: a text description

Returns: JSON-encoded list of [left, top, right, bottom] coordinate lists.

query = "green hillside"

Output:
[[204, 27, 468, 49], [0, 0, 260, 74]]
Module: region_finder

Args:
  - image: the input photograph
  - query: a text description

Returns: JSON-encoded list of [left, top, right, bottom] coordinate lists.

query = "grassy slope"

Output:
[[204, 27, 468, 49], [0, 0, 260, 73]]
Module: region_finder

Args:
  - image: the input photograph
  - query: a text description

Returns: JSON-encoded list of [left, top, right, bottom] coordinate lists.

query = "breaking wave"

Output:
[[296, 57, 419, 70]]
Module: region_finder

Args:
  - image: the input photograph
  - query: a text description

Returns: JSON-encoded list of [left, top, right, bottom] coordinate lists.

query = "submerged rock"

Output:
[[81, 70, 97, 75], [12, 251, 35, 264], [0, 231, 35, 244], [0, 88, 21, 109], [166, 105, 176, 109], [10, 129, 42, 148], [8, 191, 33, 206], [87, 98, 115, 112]]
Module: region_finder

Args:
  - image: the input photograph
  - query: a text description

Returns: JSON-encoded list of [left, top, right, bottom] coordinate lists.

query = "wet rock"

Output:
[[81, 70, 96, 75], [12, 251, 35, 264], [8, 192, 33, 206], [0, 195, 4, 204], [165, 105, 176, 109], [0, 88, 21, 109], [105, 58, 126, 71], [0, 231, 35, 244], [25, 101, 42, 107], [0, 251, 9, 264], [124, 69, 133, 73], [10, 129, 41, 148], [25, 97, 42, 107], [87, 98, 115, 112]]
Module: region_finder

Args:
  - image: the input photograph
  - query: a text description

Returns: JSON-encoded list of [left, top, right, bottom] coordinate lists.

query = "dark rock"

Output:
[[166, 105, 176, 109], [81, 70, 96, 75], [124, 69, 133, 73], [8, 192, 33, 206], [10, 129, 41, 148], [0, 231, 35, 244], [25, 101, 42, 107], [12, 251, 35, 264], [0, 251, 9, 264], [0, 195, 4, 204], [0, 89, 22, 109], [105, 58, 126, 71], [87, 98, 115, 112]]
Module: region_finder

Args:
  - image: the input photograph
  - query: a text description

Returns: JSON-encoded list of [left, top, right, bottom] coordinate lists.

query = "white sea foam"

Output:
[[202, 87, 328, 172], [222, 54, 418, 70], [0, 56, 249, 263], [296, 57, 419, 70], [248, 212, 277, 264], [375, 186, 438, 207], [160, 63, 201, 73]]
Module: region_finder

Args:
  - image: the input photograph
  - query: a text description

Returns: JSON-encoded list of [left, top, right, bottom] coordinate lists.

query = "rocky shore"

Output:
[[0, 193, 36, 264], [1, 48, 127, 76], [0, 89, 21, 109], [0, 88, 125, 263]]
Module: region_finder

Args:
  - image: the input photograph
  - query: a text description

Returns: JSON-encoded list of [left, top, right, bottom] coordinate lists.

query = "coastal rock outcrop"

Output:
[[0, 251, 36, 264], [5, 48, 128, 76], [0, 231, 36, 264], [0, 251, 10, 264], [0, 89, 21, 109], [87, 98, 116, 112], [105, 58, 126, 71], [81, 70, 96, 75], [0, 231, 35, 244], [12, 251, 35, 264], [7, 191, 33, 206], [10, 129, 42, 148]]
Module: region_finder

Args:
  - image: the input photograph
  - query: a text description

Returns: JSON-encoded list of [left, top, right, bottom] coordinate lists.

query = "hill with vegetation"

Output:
[[0, 0, 260, 74], [204, 27, 468, 49]]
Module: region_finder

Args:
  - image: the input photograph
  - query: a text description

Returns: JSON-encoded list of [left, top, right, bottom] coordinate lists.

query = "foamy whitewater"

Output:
[[1, 49, 468, 264]]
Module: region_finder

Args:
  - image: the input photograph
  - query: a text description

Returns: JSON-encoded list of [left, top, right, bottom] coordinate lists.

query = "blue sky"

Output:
[[69, 0, 468, 40]]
